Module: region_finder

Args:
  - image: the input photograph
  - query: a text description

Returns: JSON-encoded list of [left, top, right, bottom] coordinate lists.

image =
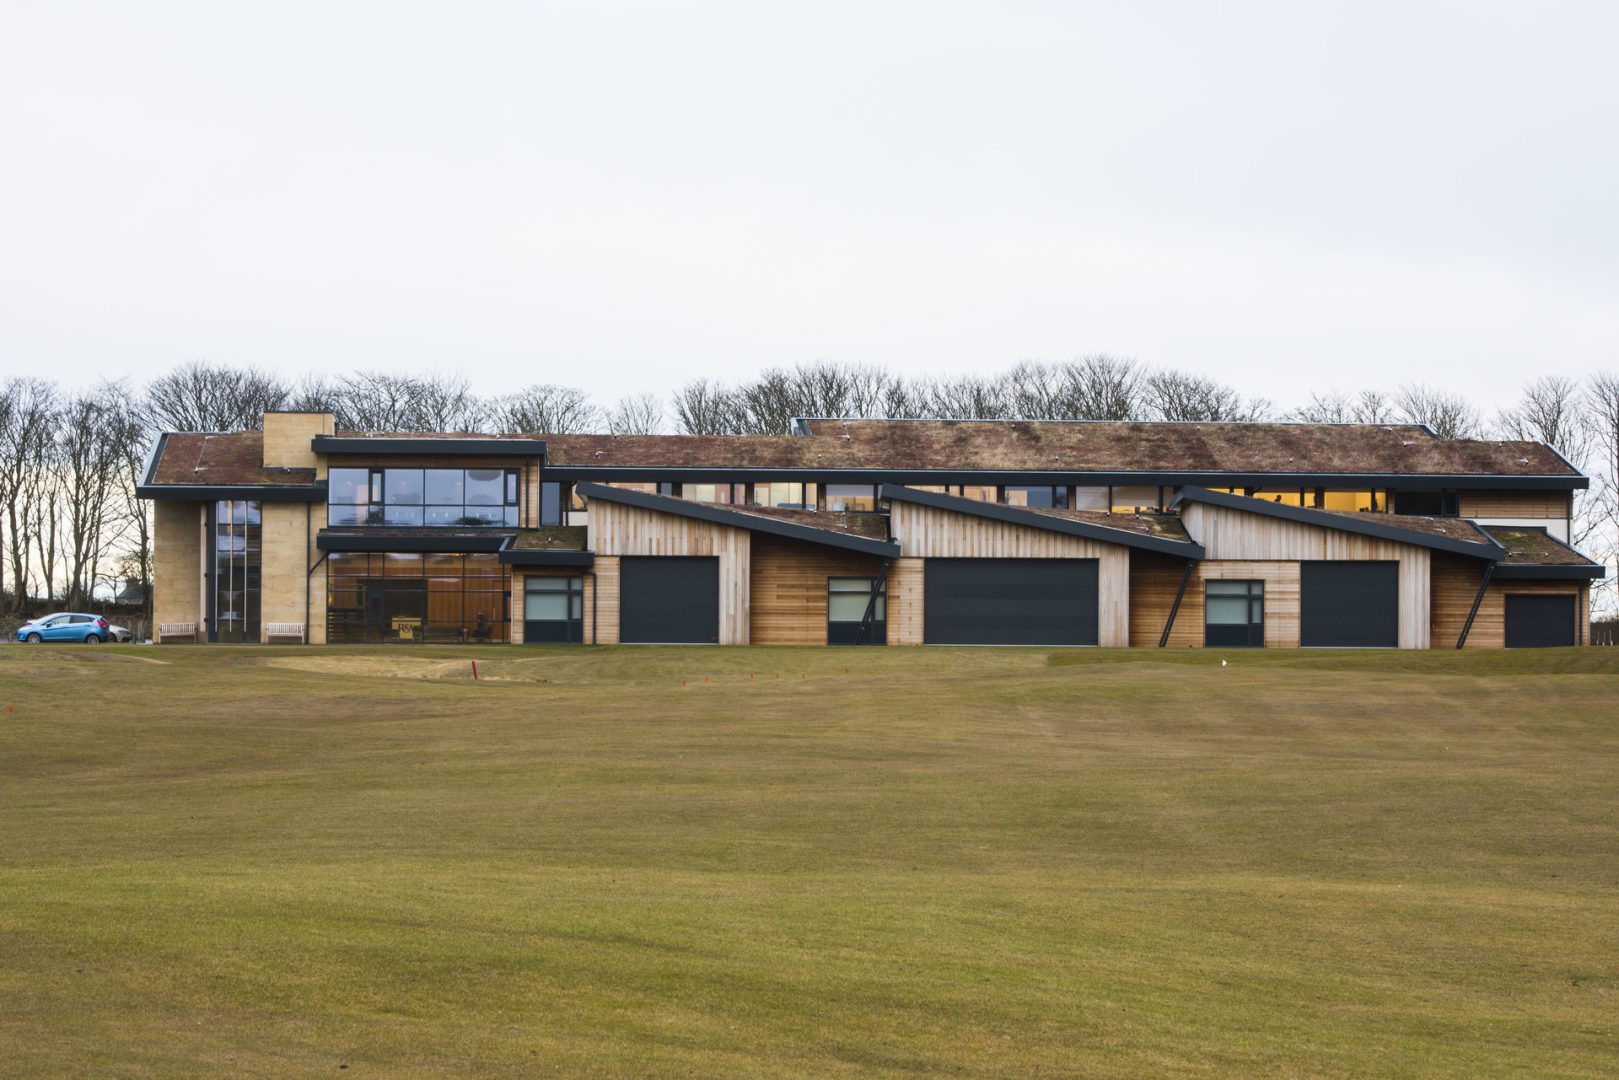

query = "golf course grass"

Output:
[[2, 643, 1616, 1077]]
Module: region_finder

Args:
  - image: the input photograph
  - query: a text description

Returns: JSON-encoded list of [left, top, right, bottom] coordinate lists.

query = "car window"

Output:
[[69, 615, 93, 625], [42, 615, 66, 626]]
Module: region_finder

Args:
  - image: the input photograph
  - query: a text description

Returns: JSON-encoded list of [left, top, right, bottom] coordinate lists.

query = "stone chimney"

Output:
[[262, 411, 335, 474]]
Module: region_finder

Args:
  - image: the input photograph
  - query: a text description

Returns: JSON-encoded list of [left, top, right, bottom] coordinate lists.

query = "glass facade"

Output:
[[327, 552, 510, 643], [1005, 486, 1069, 509], [1110, 485, 1162, 512], [825, 484, 877, 512], [523, 575, 585, 643], [751, 482, 817, 509], [213, 500, 261, 642], [328, 467, 521, 527]]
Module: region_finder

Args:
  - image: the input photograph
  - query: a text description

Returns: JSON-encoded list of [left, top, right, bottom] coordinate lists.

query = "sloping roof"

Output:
[[717, 505, 892, 540], [1174, 486, 1503, 558], [576, 483, 899, 557], [547, 420, 1580, 479], [1481, 526, 1606, 578], [880, 484, 1204, 558]]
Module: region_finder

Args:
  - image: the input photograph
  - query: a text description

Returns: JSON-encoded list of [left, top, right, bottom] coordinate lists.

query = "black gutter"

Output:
[[316, 530, 515, 553], [315, 436, 547, 456], [1159, 558, 1196, 647], [880, 484, 1205, 559], [137, 480, 328, 502], [1489, 563, 1606, 580], [1457, 563, 1493, 649], [1173, 486, 1505, 560], [576, 482, 901, 558], [546, 465, 1587, 491]]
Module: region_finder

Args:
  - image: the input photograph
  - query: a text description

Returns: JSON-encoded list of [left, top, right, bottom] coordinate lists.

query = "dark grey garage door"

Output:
[[620, 557, 719, 644], [1505, 594, 1576, 648], [1300, 561, 1398, 647], [924, 558, 1098, 645]]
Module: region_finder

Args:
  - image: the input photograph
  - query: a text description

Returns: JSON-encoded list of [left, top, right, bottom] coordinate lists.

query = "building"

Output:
[[136, 411, 1604, 649]]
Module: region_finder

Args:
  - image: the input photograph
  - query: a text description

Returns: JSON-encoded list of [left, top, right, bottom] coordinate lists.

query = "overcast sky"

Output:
[[2, 1, 1616, 417]]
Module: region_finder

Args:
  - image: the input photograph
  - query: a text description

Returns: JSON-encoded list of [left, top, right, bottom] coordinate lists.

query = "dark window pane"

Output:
[[383, 505, 423, 526], [424, 469, 463, 505], [540, 482, 562, 525], [465, 469, 504, 506], [328, 503, 369, 526], [384, 469, 423, 504], [329, 468, 369, 503]]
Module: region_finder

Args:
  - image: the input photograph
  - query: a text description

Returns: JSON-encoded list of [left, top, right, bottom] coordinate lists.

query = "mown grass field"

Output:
[[2, 643, 1617, 1078]]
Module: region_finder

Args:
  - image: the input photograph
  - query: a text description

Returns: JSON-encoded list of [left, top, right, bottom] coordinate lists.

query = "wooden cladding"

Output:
[[1129, 553, 1304, 649], [1457, 490, 1572, 520], [748, 535, 883, 645], [1430, 554, 1589, 648], [888, 559, 925, 646], [589, 501, 749, 644]]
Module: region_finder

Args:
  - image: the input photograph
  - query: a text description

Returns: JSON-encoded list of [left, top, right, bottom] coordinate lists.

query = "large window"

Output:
[[1392, 490, 1459, 517], [751, 482, 817, 509], [327, 552, 510, 643], [328, 467, 521, 527], [524, 575, 585, 643], [1205, 579, 1264, 647], [212, 500, 261, 642], [1110, 485, 1162, 513], [1005, 486, 1069, 509], [828, 576, 886, 645], [825, 484, 877, 512], [681, 483, 738, 504]]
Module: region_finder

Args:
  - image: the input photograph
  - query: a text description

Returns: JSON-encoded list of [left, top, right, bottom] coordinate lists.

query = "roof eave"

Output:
[[1174, 486, 1503, 560], [879, 483, 1204, 559], [576, 482, 900, 557]]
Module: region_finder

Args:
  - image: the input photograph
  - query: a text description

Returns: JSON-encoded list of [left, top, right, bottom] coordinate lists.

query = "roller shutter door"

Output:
[[1300, 561, 1398, 648], [1504, 594, 1576, 648], [620, 557, 719, 643], [924, 558, 1098, 645]]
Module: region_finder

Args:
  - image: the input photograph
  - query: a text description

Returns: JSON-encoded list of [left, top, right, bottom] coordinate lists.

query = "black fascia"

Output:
[[879, 483, 1205, 559], [314, 436, 547, 456], [1173, 486, 1504, 560], [1490, 563, 1606, 580], [496, 535, 596, 566], [575, 482, 901, 558], [138, 481, 328, 502], [316, 530, 515, 553], [547, 465, 1586, 491]]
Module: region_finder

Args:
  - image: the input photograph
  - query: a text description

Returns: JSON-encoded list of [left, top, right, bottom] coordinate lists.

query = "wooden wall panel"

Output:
[[1457, 490, 1572, 519], [589, 501, 750, 644], [1182, 503, 1432, 649], [593, 556, 621, 644], [748, 535, 883, 645], [890, 502, 1130, 646], [887, 558, 925, 646], [1431, 553, 1588, 648], [892, 501, 1117, 559]]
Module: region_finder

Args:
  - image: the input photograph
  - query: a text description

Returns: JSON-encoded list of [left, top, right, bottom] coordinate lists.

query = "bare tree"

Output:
[[1496, 376, 1590, 461], [0, 379, 57, 609], [919, 374, 1013, 419], [1143, 370, 1269, 422], [489, 384, 602, 434], [1393, 384, 1481, 439], [672, 378, 744, 434], [59, 385, 129, 607], [1585, 373, 1619, 609], [145, 361, 289, 431], [104, 382, 155, 625], [1062, 355, 1145, 420], [607, 393, 664, 435]]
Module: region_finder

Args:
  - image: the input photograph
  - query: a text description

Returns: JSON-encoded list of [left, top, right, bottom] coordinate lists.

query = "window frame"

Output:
[[1204, 579, 1264, 648], [827, 575, 887, 646]]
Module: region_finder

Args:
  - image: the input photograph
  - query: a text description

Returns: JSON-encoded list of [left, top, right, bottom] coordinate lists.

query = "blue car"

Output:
[[15, 612, 114, 644]]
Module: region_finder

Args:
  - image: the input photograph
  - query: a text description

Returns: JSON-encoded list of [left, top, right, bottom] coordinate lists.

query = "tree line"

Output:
[[3, 358, 1617, 615]]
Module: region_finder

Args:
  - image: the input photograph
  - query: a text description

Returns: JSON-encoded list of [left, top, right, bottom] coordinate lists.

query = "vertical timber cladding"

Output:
[[1129, 552, 1302, 648], [1181, 502, 1432, 649], [888, 501, 1130, 646], [589, 499, 750, 644]]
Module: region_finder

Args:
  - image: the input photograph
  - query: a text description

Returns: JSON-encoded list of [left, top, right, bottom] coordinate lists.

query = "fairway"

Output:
[[2, 645, 1617, 1078]]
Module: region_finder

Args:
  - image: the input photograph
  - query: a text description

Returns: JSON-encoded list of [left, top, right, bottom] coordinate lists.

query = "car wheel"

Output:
[[85, 634, 102, 644], [26, 633, 42, 643]]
